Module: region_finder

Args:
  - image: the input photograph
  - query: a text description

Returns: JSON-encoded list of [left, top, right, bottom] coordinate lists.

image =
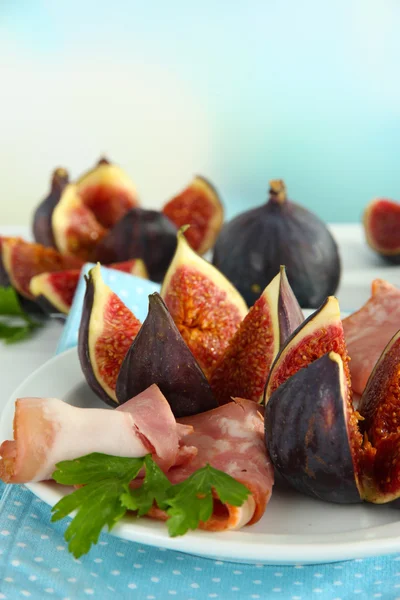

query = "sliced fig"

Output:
[[209, 266, 304, 404], [343, 278, 400, 396], [265, 352, 362, 504], [116, 293, 217, 417], [94, 208, 178, 282], [162, 176, 224, 255], [32, 168, 69, 247], [29, 259, 148, 315], [1, 238, 82, 299], [363, 197, 400, 263], [78, 264, 141, 405], [264, 296, 350, 403], [161, 228, 248, 378], [76, 157, 138, 229], [52, 184, 107, 261]]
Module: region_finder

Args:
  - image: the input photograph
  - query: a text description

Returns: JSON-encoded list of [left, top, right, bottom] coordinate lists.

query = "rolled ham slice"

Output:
[[0, 384, 189, 483], [148, 398, 274, 531], [343, 279, 400, 395]]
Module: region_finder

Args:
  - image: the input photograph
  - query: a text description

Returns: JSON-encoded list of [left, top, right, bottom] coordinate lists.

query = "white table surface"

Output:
[[1, 223, 399, 415]]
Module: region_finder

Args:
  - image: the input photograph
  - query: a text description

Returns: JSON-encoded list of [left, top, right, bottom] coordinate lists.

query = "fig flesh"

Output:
[[76, 157, 139, 229], [1, 238, 82, 300], [29, 259, 148, 315], [78, 264, 141, 405], [32, 168, 69, 248], [116, 293, 218, 417], [212, 179, 341, 308], [264, 296, 350, 403], [94, 208, 178, 282], [209, 266, 304, 404], [161, 228, 248, 378], [363, 198, 400, 263], [162, 176, 224, 255], [52, 184, 107, 261], [265, 352, 362, 504]]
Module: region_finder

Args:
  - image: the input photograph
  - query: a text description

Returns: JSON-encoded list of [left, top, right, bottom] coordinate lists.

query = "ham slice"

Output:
[[0, 384, 188, 483], [343, 279, 400, 395], [148, 399, 274, 531]]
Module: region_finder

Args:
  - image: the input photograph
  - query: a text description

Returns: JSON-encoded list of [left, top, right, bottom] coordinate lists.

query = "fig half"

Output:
[[78, 264, 141, 405], [116, 293, 217, 417], [161, 228, 248, 378], [209, 266, 304, 404], [32, 168, 69, 248], [363, 197, 400, 263]]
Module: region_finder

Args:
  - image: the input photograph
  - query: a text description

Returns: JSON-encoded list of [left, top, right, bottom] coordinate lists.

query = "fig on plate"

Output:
[[1, 238, 82, 299], [32, 167, 69, 247], [76, 157, 139, 228], [93, 208, 178, 282], [29, 259, 148, 315], [162, 176, 224, 255], [161, 228, 248, 378], [265, 352, 363, 504], [116, 293, 217, 417], [209, 266, 304, 405], [264, 296, 350, 404], [212, 179, 341, 308], [78, 264, 141, 405], [343, 278, 400, 396], [52, 184, 107, 261], [363, 197, 400, 263]]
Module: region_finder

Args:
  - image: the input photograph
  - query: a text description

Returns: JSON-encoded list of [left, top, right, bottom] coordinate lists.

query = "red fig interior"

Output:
[[364, 198, 400, 254]]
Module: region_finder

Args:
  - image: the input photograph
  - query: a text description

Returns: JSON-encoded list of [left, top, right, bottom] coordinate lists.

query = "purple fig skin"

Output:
[[278, 266, 304, 346], [212, 180, 341, 308], [93, 208, 177, 282], [78, 272, 116, 407], [265, 352, 361, 504], [32, 168, 69, 248], [116, 292, 218, 417]]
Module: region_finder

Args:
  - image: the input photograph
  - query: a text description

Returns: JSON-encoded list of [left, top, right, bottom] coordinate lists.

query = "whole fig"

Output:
[[212, 180, 341, 308]]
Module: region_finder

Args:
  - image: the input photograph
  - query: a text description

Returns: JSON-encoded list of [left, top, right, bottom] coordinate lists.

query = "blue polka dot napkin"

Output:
[[1, 265, 400, 599]]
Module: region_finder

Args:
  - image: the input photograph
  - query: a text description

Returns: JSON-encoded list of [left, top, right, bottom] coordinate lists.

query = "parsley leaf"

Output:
[[0, 287, 42, 343], [121, 455, 171, 516]]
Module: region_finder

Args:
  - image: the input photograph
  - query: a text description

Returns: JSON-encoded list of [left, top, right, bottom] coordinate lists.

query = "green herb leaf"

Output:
[[0, 286, 26, 317], [121, 455, 171, 516], [53, 453, 145, 486], [0, 287, 43, 343], [164, 464, 251, 537]]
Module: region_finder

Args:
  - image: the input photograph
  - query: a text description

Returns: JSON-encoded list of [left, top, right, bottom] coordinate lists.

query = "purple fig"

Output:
[[32, 168, 69, 247]]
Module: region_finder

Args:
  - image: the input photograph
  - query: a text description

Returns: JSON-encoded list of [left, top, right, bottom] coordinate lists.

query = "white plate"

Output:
[[2, 348, 400, 565]]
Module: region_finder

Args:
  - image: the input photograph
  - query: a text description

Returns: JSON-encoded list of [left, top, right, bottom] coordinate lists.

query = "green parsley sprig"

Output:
[[0, 287, 42, 343], [51, 453, 250, 558]]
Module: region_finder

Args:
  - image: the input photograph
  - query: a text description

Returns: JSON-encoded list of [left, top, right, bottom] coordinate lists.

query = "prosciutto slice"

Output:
[[343, 279, 400, 395], [148, 399, 274, 531], [0, 384, 189, 483]]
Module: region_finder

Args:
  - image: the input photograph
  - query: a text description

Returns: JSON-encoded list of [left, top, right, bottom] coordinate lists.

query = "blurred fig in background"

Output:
[[32, 168, 69, 248], [363, 197, 400, 264]]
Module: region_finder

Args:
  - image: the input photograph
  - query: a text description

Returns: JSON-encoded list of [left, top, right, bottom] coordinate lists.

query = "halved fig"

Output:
[[162, 176, 223, 255], [343, 279, 400, 396], [116, 293, 217, 417], [209, 266, 304, 404], [161, 228, 248, 378], [76, 157, 138, 228], [363, 198, 400, 263], [265, 352, 363, 504], [32, 168, 69, 247], [1, 238, 82, 299], [93, 208, 178, 282], [264, 296, 350, 403], [52, 184, 107, 261], [29, 259, 148, 315]]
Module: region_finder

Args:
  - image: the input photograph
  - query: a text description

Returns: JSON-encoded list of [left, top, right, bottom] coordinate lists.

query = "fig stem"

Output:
[[269, 180, 287, 205]]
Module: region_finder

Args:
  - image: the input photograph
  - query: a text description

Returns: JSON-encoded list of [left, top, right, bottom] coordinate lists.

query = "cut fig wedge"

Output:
[[116, 293, 218, 417], [78, 264, 141, 405], [52, 184, 107, 261], [209, 266, 304, 404], [363, 197, 400, 263], [264, 296, 350, 403], [32, 167, 69, 248], [162, 176, 224, 255], [161, 228, 248, 378], [76, 157, 138, 228], [1, 238, 83, 299], [265, 352, 362, 504]]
